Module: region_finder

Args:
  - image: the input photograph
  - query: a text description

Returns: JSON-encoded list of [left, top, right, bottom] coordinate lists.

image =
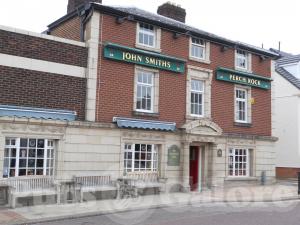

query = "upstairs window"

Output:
[[235, 88, 248, 123], [236, 50, 249, 70], [138, 23, 155, 48], [190, 37, 206, 60], [190, 79, 204, 116], [136, 70, 154, 112]]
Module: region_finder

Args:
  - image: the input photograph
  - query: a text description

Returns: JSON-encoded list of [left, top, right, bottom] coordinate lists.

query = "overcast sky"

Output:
[[1, 0, 299, 54]]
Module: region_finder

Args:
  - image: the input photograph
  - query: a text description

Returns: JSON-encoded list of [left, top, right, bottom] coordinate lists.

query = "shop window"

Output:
[[3, 138, 55, 178], [228, 148, 249, 177], [124, 144, 158, 172]]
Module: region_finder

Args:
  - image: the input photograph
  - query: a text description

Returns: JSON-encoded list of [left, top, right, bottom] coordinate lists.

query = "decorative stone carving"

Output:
[[181, 119, 222, 136]]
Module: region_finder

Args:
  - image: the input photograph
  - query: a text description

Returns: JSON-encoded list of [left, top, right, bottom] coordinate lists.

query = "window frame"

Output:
[[191, 37, 206, 59], [3, 137, 55, 178], [189, 37, 210, 64], [134, 67, 159, 114], [228, 148, 249, 177], [190, 79, 204, 117], [136, 22, 161, 52], [135, 69, 154, 113], [186, 66, 212, 119], [235, 87, 248, 123], [123, 143, 158, 173], [138, 22, 155, 48], [235, 49, 251, 71]]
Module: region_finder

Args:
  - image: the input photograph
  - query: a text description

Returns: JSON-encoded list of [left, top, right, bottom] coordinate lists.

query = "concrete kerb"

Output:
[[5, 194, 300, 225]]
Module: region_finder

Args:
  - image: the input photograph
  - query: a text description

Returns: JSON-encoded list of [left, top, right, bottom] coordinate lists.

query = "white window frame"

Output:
[[186, 66, 212, 119], [235, 87, 247, 123], [235, 49, 252, 72], [3, 137, 55, 178], [228, 148, 249, 177], [123, 143, 158, 173], [135, 69, 154, 113], [134, 67, 159, 114], [190, 79, 204, 117], [189, 37, 210, 64], [136, 22, 161, 52]]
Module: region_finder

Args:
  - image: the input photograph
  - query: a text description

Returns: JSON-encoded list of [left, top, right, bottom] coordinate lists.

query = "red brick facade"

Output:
[[50, 16, 82, 42], [94, 14, 272, 136], [0, 66, 86, 120], [3, 6, 273, 137], [0, 29, 88, 67]]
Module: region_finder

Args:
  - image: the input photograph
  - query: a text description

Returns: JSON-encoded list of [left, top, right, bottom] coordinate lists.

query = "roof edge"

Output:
[[275, 67, 300, 90], [48, 3, 279, 58]]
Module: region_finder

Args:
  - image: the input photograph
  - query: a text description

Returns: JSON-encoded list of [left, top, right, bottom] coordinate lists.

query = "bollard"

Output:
[[261, 171, 266, 185], [298, 172, 300, 195]]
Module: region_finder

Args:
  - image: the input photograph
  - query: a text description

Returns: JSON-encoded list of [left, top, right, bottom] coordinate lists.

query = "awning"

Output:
[[113, 117, 176, 131], [0, 105, 76, 121]]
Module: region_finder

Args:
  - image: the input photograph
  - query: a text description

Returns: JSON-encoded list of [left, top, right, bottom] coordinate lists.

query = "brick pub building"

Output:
[[0, 0, 279, 207]]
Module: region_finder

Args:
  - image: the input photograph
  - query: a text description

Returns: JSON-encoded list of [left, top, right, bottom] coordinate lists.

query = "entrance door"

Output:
[[189, 146, 199, 191]]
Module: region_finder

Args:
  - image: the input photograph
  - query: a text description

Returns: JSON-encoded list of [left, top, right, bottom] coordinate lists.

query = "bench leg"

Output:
[[11, 195, 16, 209], [57, 193, 61, 204], [80, 189, 83, 203], [56, 185, 61, 204]]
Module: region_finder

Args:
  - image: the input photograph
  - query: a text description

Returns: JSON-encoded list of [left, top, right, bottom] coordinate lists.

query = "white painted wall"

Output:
[[273, 71, 300, 168], [283, 63, 300, 79]]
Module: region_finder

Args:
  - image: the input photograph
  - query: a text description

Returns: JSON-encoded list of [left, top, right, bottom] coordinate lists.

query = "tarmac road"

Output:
[[33, 200, 300, 225]]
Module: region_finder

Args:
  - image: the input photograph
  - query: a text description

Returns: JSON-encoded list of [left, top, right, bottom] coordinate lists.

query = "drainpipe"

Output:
[[77, 3, 93, 42]]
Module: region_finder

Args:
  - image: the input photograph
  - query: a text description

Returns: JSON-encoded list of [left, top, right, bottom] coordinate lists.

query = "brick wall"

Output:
[[0, 66, 86, 120], [96, 14, 272, 136], [50, 16, 81, 42], [0, 29, 88, 67]]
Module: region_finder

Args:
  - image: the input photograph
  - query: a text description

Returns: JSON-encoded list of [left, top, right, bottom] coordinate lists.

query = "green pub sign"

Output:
[[167, 145, 180, 166], [104, 43, 185, 73], [216, 67, 272, 89]]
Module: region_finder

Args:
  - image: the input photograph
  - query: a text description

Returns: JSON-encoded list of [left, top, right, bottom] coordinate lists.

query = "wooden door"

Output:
[[189, 146, 199, 191]]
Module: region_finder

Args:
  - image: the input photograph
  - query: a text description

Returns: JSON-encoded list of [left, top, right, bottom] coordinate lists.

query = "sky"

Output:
[[0, 0, 299, 54]]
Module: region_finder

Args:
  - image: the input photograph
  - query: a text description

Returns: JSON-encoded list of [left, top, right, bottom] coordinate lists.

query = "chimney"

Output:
[[157, 2, 186, 23], [67, 0, 102, 13]]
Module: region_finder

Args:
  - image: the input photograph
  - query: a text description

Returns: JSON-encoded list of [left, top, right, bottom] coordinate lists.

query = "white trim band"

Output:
[[0, 53, 86, 78]]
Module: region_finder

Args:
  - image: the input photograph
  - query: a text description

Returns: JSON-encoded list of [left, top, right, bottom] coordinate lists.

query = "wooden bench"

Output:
[[123, 172, 167, 194], [74, 175, 117, 202], [0, 176, 60, 208]]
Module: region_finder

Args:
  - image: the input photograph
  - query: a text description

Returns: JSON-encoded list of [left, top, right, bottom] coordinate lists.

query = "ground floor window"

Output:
[[3, 138, 55, 178], [228, 148, 249, 177], [124, 143, 158, 172]]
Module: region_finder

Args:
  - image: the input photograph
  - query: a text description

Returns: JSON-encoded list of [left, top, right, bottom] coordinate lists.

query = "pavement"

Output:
[[1, 183, 300, 225]]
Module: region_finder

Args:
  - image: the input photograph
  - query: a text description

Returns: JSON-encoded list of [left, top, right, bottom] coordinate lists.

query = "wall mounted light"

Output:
[[217, 149, 222, 157], [221, 46, 229, 52], [116, 15, 134, 24], [259, 55, 267, 61], [116, 17, 125, 24], [173, 32, 181, 39]]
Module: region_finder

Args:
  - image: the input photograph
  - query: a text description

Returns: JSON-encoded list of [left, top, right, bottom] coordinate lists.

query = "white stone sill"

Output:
[[225, 177, 258, 181]]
